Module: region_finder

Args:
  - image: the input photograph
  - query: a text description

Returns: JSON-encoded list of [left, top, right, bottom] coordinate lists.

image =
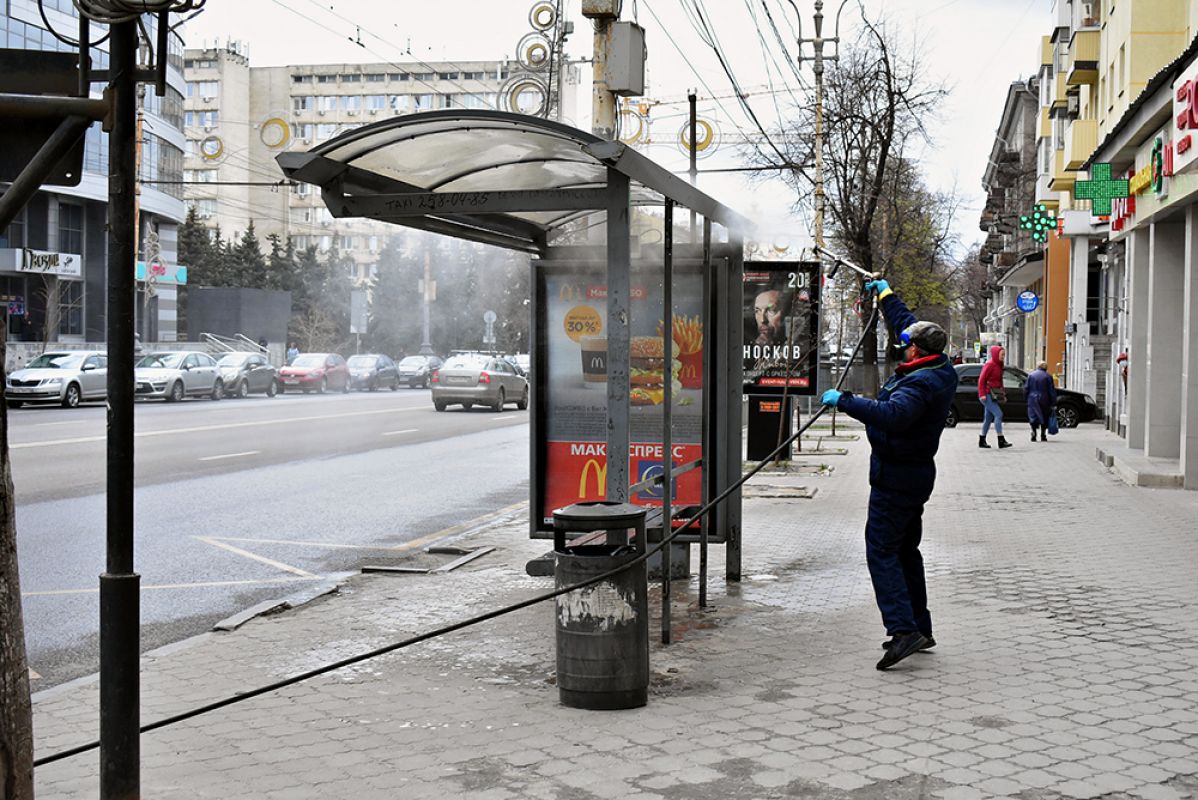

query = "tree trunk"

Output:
[[0, 338, 35, 800]]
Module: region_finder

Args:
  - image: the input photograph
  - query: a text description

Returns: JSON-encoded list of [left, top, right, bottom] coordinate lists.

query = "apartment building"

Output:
[[182, 46, 517, 283], [1, 1, 187, 342], [1036, 0, 1198, 488]]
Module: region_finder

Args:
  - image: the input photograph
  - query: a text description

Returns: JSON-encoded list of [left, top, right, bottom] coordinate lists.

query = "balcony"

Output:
[[1048, 149, 1076, 192], [1050, 72, 1069, 112], [1063, 117, 1098, 171], [1041, 36, 1053, 68], [1040, 107, 1051, 139], [1035, 174, 1058, 210], [1067, 30, 1099, 85]]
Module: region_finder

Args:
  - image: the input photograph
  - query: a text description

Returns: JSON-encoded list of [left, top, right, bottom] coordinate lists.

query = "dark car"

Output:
[[945, 364, 1097, 428], [347, 354, 400, 391], [217, 351, 279, 398], [396, 355, 443, 388]]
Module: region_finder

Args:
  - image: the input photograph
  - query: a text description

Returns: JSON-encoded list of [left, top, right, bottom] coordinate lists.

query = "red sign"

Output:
[[542, 440, 703, 522]]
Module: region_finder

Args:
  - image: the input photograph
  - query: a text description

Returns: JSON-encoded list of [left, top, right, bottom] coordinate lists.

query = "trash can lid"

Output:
[[552, 501, 647, 527]]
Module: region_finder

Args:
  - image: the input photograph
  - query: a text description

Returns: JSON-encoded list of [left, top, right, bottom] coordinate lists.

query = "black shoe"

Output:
[[978, 436, 991, 449], [1031, 429, 1038, 442], [1040, 432, 1048, 442], [881, 634, 936, 651], [998, 436, 1013, 449], [877, 632, 929, 671]]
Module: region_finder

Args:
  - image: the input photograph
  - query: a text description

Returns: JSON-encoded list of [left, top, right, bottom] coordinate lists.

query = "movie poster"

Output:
[[742, 261, 820, 395], [538, 264, 705, 527]]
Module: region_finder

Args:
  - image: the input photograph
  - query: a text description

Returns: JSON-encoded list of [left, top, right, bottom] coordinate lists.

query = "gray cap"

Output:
[[899, 321, 948, 354]]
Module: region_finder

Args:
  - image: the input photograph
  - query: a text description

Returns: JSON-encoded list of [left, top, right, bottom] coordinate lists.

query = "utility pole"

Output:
[[582, 1, 619, 138], [102, 17, 140, 799], [796, 0, 848, 252], [418, 245, 434, 356]]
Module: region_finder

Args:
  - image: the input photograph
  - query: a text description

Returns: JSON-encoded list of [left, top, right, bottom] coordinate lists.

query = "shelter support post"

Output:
[[605, 167, 631, 502], [699, 218, 712, 607], [723, 234, 744, 582], [661, 199, 674, 644]]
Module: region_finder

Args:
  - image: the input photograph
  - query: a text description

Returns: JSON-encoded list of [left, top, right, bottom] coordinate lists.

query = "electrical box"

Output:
[[605, 22, 646, 97], [581, 0, 620, 18]]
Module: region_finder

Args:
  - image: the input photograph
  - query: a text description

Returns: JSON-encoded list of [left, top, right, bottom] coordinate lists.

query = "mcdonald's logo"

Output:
[[679, 363, 699, 380], [578, 459, 607, 498], [559, 284, 585, 302]]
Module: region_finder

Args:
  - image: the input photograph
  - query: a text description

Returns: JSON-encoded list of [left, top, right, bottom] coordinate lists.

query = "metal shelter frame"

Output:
[[277, 110, 751, 623]]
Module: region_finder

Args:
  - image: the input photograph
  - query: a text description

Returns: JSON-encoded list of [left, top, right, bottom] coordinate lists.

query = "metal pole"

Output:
[[605, 167, 631, 502], [813, 0, 826, 253], [661, 199, 673, 645], [688, 91, 698, 240], [419, 246, 433, 355], [699, 218, 711, 609], [101, 18, 140, 800]]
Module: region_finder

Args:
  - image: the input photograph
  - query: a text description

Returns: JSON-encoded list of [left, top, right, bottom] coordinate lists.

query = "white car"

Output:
[[5, 350, 108, 408], [135, 351, 224, 402]]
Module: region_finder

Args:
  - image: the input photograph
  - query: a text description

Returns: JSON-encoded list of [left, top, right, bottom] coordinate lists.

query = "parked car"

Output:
[[510, 353, 530, 378], [5, 350, 107, 408], [347, 354, 400, 391], [135, 351, 224, 402], [277, 353, 349, 393], [431, 354, 528, 412], [945, 364, 1097, 428], [396, 355, 442, 388], [217, 351, 279, 398]]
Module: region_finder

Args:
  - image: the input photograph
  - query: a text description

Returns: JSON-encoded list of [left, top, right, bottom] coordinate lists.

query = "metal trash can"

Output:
[[553, 501, 649, 710]]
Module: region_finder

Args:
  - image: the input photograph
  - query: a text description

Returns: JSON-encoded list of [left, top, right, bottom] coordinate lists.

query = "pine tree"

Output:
[[229, 222, 267, 289], [264, 233, 296, 291], [366, 238, 421, 357]]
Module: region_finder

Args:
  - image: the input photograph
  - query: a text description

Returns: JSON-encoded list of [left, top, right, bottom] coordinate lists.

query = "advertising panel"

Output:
[[536, 262, 705, 528], [4, 249, 83, 279], [742, 260, 820, 394]]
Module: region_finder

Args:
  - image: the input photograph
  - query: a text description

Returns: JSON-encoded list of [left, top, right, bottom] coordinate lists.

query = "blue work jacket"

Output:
[[836, 293, 959, 496]]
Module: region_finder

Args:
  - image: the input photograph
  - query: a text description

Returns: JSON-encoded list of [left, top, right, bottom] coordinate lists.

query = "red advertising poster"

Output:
[[537, 264, 705, 527]]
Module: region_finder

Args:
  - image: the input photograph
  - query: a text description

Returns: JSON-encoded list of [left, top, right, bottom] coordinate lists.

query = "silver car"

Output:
[[5, 350, 108, 408], [431, 354, 528, 412], [217, 351, 279, 398], [135, 351, 224, 402]]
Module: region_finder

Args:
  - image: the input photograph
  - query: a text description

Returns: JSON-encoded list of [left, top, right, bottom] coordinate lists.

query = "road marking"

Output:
[[22, 576, 317, 597], [10, 404, 429, 449], [490, 415, 528, 423], [35, 419, 92, 427], [382, 428, 418, 437], [195, 536, 317, 578], [198, 450, 260, 462]]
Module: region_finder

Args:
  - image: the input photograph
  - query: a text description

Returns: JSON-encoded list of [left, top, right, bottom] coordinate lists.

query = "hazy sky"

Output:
[[181, 1, 1046, 258]]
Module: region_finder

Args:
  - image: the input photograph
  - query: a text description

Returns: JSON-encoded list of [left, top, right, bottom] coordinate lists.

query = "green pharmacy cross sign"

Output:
[[1073, 162, 1129, 216], [1019, 203, 1056, 243]]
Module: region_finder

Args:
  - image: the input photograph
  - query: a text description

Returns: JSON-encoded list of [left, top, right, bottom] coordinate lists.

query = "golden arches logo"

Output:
[[578, 459, 607, 499], [678, 119, 717, 155], [679, 363, 699, 380], [558, 284, 585, 302]]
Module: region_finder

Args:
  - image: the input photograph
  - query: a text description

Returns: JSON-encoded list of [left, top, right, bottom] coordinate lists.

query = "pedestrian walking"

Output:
[[1026, 361, 1058, 442], [820, 279, 958, 670], [286, 341, 299, 365], [978, 345, 1012, 449]]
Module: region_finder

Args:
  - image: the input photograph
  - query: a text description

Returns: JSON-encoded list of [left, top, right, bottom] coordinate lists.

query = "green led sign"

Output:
[[1073, 162, 1129, 216], [1019, 203, 1055, 243]]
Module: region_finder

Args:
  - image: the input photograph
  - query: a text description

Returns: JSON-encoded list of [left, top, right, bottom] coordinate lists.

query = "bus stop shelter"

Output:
[[276, 110, 752, 585]]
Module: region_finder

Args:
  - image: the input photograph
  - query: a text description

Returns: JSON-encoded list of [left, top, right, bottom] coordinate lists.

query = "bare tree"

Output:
[[292, 307, 340, 352], [38, 274, 64, 343], [0, 339, 34, 800]]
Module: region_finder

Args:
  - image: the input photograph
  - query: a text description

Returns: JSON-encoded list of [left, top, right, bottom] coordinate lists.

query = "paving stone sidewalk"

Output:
[[31, 420, 1198, 799]]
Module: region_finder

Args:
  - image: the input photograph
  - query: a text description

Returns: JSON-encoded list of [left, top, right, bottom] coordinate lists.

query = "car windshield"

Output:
[[443, 356, 485, 370], [137, 352, 185, 369], [291, 355, 325, 367], [399, 357, 427, 368], [25, 353, 84, 370], [217, 353, 251, 367], [347, 356, 377, 368]]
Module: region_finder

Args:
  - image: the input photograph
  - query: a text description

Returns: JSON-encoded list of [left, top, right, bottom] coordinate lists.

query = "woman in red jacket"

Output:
[[978, 345, 1012, 449]]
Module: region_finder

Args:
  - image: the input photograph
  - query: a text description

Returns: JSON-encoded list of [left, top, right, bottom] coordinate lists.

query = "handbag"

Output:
[[988, 388, 1007, 404], [1048, 411, 1059, 435]]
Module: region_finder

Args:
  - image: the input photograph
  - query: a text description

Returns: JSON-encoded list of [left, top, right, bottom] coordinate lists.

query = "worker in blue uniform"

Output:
[[821, 280, 958, 670]]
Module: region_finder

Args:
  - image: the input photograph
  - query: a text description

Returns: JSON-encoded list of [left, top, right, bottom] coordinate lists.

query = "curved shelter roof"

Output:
[[276, 110, 751, 254]]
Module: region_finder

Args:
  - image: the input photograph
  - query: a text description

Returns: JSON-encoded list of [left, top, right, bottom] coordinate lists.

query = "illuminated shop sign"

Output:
[[1172, 59, 1198, 173]]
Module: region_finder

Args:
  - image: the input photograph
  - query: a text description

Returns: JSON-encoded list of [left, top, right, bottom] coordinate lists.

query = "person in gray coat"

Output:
[[1026, 361, 1057, 442]]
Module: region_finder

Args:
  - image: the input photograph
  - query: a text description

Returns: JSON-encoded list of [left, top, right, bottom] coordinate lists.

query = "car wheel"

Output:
[[6, 399, 22, 409], [492, 388, 506, 413], [167, 381, 185, 403], [945, 405, 958, 428], [517, 386, 529, 411], [236, 380, 249, 399], [266, 380, 278, 397], [391, 377, 400, 391], [211, 379, 224, 400], [342, 377, 350, 394], [62, 383, 82, 409], [1056, 403, 1080, 429], [434, 400, 447, 411], [463, 402, 473, 411], [423, 376, 430, 389], [319, 377, 327, 394]]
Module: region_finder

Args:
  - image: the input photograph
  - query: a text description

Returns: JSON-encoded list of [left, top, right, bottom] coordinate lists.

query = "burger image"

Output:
[[629, 336, 682, 406]]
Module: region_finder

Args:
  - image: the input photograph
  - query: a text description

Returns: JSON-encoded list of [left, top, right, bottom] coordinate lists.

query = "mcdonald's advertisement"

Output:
[[537, 264, 705, 526], [743, 260, 820, 395]]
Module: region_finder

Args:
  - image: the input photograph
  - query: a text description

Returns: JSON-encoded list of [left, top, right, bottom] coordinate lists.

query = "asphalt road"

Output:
[[9, 388, 531, 688]]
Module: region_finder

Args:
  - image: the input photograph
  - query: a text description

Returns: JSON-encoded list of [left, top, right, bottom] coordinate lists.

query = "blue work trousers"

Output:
[[865, 487, 932, 637]]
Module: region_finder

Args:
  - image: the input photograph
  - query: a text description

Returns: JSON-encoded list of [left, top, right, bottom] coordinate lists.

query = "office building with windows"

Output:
[[1, 0, 188, 343], [182, 45, 516, 283]]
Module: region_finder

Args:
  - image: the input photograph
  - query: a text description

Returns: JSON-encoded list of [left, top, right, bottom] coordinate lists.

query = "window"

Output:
[[59, 281, 83, 336], [341, 73, 361, 83], [316, 74, 336, 84], [319, 235, 331, 251], [342, 95, 362, 111], [316, 123, 339, 140], [365, 73, 385, 82], [462, 93, 495, 110], [184, 110, 219, 128], [365, 94, 386, 110], [293, 74, 313, 84], [389, 95, 410, 112], [317, 95, 338, 112], [293, 181, 311, 197], [437, 72, 459, 81], [391, 72, 409, 81], [958, 368, 980, 387], [1, 205, 26, 249], [186, 81, 219, 99], [442, 94, 460, 109], [412, 94, 434, 110], [411, 72, 433, 82], [291, 122, 314, 140], [1002, 370, 1025, 389], [58, 203, 83, 254], [293, 235, 309, 250], [293, 96, 314, 113], [184, 169, 217, 183], [462, 71, 485, 80], [368, 235, 379, 252], [189, 198, 217, 217]]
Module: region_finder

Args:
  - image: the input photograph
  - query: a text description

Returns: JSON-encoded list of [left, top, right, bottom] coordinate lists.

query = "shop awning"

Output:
[[276, 109, 752, 255], [998, 251, 1045, 288]]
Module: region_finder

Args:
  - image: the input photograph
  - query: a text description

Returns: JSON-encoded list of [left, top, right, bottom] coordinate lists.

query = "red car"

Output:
[[278, 353, 349, 394]]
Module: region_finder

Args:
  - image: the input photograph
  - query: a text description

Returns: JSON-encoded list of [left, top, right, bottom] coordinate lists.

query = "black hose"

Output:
[[35, 304, 882, 768]]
